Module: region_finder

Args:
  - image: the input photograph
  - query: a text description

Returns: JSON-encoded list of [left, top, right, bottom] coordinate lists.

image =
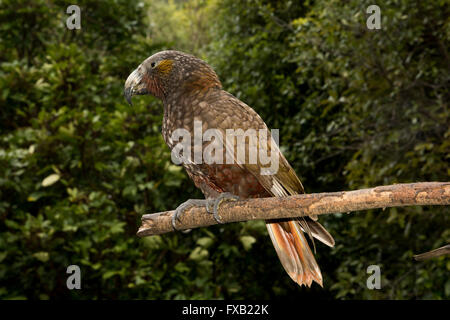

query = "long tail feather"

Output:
[[266, 220, 323, 287], [298, 218, 335, 248]]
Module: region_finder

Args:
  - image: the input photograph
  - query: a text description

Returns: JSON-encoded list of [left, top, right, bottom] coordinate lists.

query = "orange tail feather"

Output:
[[266, 220, 323, 287]]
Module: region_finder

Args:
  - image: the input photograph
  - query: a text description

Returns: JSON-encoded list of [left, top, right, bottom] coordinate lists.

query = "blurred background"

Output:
[[0, 0, 448, 299]]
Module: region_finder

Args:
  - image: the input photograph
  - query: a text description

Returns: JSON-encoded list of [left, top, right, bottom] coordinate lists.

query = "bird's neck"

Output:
[[164, 72, 221, 104], [183, 71, 222, 92]]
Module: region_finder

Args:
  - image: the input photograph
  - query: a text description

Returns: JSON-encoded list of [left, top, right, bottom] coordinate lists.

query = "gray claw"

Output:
[[171, 195, 238, 230], [172, 199, 208, 231], [212, 192, 239, 224]]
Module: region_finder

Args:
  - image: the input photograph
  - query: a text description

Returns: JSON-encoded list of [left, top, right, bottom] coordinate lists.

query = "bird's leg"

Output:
[[172, 199, 209, 231], [210, 192, 239, 224]]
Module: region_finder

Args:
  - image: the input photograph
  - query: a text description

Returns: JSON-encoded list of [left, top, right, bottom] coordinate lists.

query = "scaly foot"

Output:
[[210, 192, 239, 224], [172, 199, 209, 231]]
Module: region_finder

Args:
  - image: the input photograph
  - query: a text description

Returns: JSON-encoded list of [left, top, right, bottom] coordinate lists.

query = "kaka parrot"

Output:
[[124, 50, 334, 287]]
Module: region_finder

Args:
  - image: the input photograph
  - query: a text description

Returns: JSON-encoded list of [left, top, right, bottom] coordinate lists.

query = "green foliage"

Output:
[[146, 0, 218, 54], [208, 0, 449, 299], [0, 0, 448, 300], [0, 0, 195, 299]]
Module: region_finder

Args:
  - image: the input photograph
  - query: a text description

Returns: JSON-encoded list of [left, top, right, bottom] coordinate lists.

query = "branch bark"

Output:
[[137, 182, 449, 238], [414, 245, 450, 261]]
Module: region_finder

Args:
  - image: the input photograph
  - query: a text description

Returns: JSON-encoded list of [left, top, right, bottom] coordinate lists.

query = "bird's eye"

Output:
[[151, 62, 156, 68]]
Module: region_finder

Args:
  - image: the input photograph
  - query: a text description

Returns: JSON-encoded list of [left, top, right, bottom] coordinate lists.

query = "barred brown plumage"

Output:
[[124, 50, 334, 287]]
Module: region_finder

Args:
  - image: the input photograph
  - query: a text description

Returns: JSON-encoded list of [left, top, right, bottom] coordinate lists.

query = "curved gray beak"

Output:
[[124, 68, 148, 105]]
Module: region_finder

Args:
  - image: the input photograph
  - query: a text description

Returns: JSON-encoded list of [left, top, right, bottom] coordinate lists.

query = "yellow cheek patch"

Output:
[[157, 59, 173, 75]]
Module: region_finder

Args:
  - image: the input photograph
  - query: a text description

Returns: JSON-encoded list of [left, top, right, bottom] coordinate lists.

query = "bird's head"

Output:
[[124, 50, 222, 105]]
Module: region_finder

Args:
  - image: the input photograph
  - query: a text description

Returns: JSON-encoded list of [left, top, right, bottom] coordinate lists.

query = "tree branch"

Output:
[[414, 245, 450, 261], [137, 182, 449, 238]]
